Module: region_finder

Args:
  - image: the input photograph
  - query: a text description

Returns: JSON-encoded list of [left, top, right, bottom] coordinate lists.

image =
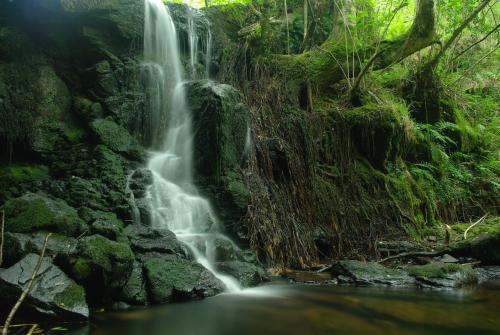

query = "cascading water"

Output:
[[143, 0, 241, 292]]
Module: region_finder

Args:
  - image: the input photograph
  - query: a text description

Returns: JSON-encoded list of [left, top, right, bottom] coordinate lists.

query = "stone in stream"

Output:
[[450, 231, 500, 265], [406, 262, 478, 288], [216, 261, 268, 288], [331, 260, 414, 286], [143, 254, 225, 303], [0, 254, 88, 321]]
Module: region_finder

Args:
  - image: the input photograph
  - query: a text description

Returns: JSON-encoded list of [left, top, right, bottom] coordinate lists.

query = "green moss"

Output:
[[0, 164, 49, 184], [72, 234, 134, 289], [0, 193, 85, 236], [54, 283, 86, 309]]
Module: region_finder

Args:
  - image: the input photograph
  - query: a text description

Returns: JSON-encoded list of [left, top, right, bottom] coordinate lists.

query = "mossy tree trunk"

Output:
[[270, 0, 437, 97]]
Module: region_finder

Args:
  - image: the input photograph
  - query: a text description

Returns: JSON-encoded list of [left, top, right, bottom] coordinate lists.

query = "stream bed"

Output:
[[58, 281, 500, 335]]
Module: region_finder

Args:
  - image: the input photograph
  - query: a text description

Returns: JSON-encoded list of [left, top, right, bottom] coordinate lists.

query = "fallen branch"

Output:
[[464, 213, 489, 240], [0, 210, 4, 267], [378, 250, 447, 263], [2, 233, 52, 335]]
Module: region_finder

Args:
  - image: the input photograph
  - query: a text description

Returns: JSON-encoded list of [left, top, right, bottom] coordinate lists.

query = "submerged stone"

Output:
[[0, 254, 88, 321], [406, 262, 478, 288]]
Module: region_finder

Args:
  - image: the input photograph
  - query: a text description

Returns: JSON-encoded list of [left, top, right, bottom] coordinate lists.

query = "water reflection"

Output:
[[57, 282, 500, 335]]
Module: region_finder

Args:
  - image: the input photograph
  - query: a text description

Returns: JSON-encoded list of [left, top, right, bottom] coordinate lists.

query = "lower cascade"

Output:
[[143, 0, 241, 292]]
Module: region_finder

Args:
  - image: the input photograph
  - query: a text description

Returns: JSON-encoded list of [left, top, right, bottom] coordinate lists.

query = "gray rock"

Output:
[[143, 254, 224, 303], [216, 261, 267, 287], [406, 262, 478, 288], [331, 260, 415, 286], [0, 254, 88, 321]]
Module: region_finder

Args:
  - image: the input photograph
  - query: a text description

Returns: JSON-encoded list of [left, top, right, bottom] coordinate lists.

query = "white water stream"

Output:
[[143, 0, 241, 292]]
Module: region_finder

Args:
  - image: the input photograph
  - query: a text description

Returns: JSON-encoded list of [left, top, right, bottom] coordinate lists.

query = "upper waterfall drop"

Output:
[[142, 0, 241, 293]]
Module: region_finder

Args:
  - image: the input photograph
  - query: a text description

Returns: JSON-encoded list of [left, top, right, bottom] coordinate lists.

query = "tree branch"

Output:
[[451, 22, 500, 62], [430, 0, 493, 68], [2, 233, 52, 335]]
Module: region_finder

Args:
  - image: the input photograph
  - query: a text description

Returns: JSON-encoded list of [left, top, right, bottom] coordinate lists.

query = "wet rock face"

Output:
[[0, 254, 88, 321], [186, 80, 251, 241]]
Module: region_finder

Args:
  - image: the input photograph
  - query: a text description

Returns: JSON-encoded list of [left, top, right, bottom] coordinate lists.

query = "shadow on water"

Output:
[[55, 282, 500, 335]]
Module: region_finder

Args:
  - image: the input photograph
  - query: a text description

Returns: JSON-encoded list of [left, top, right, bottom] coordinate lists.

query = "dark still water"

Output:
[[63, 282, 500, 335]]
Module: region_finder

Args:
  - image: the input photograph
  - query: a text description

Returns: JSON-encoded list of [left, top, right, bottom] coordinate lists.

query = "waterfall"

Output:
[[205, 28, 212, 78], [143, 0, 241, 292], [187, 10, 199, 77]]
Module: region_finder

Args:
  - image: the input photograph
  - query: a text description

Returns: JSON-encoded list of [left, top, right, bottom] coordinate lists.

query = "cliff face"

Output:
[[0, 0, 261, 316]]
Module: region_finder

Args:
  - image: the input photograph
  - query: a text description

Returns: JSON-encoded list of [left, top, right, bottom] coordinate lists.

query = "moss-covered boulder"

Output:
[[91, 118, 144, 161], [71, 235, 134, 294], [216, 261, 267, 288], [143, 254, 224, 303], [90, 212, 126, 242], [450, 231, 500, 265], [0, 254, 88, 321], [0, 164, 49, 204], [406, 262, 478, 288], [1, 192, 86, 236], [331, 260, 414, 286]]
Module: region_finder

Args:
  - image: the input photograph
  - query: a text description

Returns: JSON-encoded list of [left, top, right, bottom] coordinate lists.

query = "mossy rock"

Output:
[[0, 192, 86, 236], [90, 118, 144, 161], [450, 231, 500, 265], [71, 235, 134, 293], [143, 254, 224, 303], [331, 260, 414, 286], [406, 262, 478, 288], [0, 164, 49, 203], [216, 261, 267, 288]]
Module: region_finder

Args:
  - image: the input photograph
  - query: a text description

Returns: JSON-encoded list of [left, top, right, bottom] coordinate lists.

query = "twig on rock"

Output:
[[464, 213, 488, 240], [2, 233, 52, 335]]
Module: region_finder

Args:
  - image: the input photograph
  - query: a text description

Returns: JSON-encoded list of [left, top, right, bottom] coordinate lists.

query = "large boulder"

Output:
[[406, 262, 478, 288], [450, 232, 500, 265], [186, 80, 250, 240], [216, 261, 267, 288], [0, 192, 86, 236], [71, 235, 134, 293], [331, 260, 414, 286], [0, 254, 88, 321], [143, 254, 224, 303]]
